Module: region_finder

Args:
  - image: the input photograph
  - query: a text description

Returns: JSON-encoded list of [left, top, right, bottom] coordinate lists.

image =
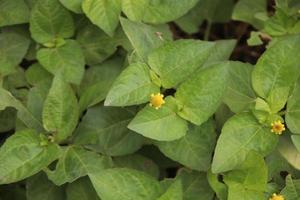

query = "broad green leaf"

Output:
[[74, 105, 144, 156], [156, 119, 216, 171], [176, 168, 214, 200], [79, 57, 123, 112], [207, 170, 228, 200], [26, 172, 65, 200], [175, 62, 229, 125], [113, 154, 159, 178], [286, 80, 300, 134], [120, 17, 171, 61], [0, 108, 16, 133], [212, 113, 278, 173], [37, 40, 85, 85], [223, 61, 256, 113], [121, 0, 148, 22], [82, 0, 121, 36], [104, 62, 159, 106], [42, 75, 79, 142], [46, 146, 112, 185], [0, 129, 61, 184], [157, 179, 183, 200], [89, 168, 162, 200], [30, 0, 75, 44], [25, 63, 52, 86], [76, 23, 119, 65], [281, 174, 300, 199], [0, 27, 30, 76], [252, 35, 300, 113], [232, 0, 267, 29], [224, 152, 268, 200], [0, 88, 43, 131], [66, 177, 100, 200], [142, 0, 199, 24], [0, 0, 30, 27], [148, 39, 215, 88], [278, 135, 300, 170], [59, 0, 82, 13], [128, 97, 188, 141]]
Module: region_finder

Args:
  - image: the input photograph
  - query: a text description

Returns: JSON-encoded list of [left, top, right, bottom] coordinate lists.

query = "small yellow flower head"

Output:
[[149, 93, 165, 109], [269, 193, 284, 200], [271, 120, 286, 135]]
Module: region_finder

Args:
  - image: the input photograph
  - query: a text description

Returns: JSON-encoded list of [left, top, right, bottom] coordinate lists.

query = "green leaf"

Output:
[[0, 0, 30, 27], [89, 168, 162, 200], [79, 57, 123, 112], [278, 135, 300, 170], [0, 108, 16, 133], [148, 39, 215, 88], [281, 174, 300, 199], [157, 179, 183, 200], [82, 0, 121, 36], [176, 168, 215, 200], [74, 105, 144, 156], [46, 146, 112, 186], [121, 0, 148, 22], [0, 129, 61, 184], [0, 88, 43, 131], [156, 119, 216, 171], [30, 0, 74, 44], [224, 152, 268, 200], [66, 177, 100, 200], [286, 80, 300, 134], [42, 75, 79, 142], [0, 27, 30, 76], [175, 62, 229, 125], [59, 0, 82, 13], [128, 97, 188, 141], [113, 154, 159, 178], [207, 170, 228, 200], [232, 0, 267, 29], [141, 0, 199, 24], [252, 35, 300, 113], [223, 61, 256, 113], [120, 17, 171, 61], [25, 63, 52, 86], [37, 40, 85, 85], [212, 113, 278, 173], [105, 62, 159, 106], [26, 172, 65, 200]]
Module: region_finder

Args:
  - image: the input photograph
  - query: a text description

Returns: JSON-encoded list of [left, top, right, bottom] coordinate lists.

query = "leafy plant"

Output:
[[0, 0, 300, 199]]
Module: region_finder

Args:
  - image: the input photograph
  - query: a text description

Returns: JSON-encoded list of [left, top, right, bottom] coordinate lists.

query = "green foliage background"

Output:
[[0, 0, 300, 199]]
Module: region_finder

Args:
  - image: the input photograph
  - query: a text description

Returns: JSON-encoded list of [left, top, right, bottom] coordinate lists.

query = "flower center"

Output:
[[149, 93, 165, 109]]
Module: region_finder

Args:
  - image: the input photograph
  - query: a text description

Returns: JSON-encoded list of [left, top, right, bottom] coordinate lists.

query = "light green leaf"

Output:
[[281, 174, 300, 199], [0, 27, 30, 76], [207, 170, 228, 200], [0, 88, 43, 131], [42, 75, 79, 142], [156, 119, 216, 171], [0, 0, 30, 27], [175, 62, 229, 125], [25, 63, 52, 86], [120, 17, 171, 61], [89, 168, 162, 200], [26, 172, 65, 200], [59, 0, 82, 13], [121, 0, 148, 22], [37, 40, 85, 85], [128, 97, 188, 141], [74, 105, 144, 156], [278, 135, 300, 170], [252, 35, 300, 113], [104, 62, 159, 106], [66, 177, 100, 200], [148, 39, 215, 88], [82, 0, 121, 36], [212, 113, 278, 173], [0, 129, 61, 184], [286, 80, 300, 134], [30, 0, 74, 44], [223, 61, 256, 113], [157, 179, 182, 200], [113, 154, 159, 178], [79, 57, 123, 112], [232, 0, 267, 29], [46, 146, 112, 186]]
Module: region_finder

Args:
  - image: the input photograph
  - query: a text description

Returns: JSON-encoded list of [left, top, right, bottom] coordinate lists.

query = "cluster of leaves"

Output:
[[0, 0, 300, 199]]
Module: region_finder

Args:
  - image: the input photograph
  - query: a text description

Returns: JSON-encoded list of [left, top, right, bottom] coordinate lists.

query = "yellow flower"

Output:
[[271, 120, 285, 135], [269, 193, 284, 200], [149, 93, 165, 109]]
